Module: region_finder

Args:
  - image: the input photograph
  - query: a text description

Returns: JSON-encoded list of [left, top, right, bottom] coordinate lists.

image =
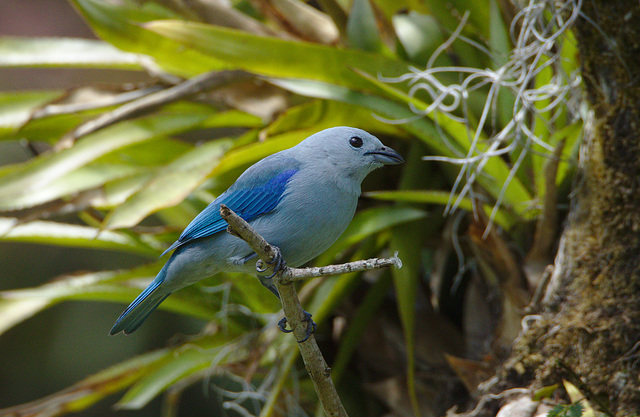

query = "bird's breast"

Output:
[[250, 175, 359, 268]]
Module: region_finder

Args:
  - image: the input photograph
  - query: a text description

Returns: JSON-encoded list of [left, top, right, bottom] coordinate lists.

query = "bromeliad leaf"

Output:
[[317, 205, 426, 263], [117, 336, 249, 409], [0, 164, 143, 212], [0, 262, 219, 337], [144, 19, 410, 91], [71, 0, 226, 77], [346, 0, 382, 52], [0, 218, 161, 256], [0, 333, 240, 415], [365, 190, 515, 229], [0, 111, 210, 209], [0, 37, 147, 69], [0, 90, 63, 138], [102, 138, 232, 230]]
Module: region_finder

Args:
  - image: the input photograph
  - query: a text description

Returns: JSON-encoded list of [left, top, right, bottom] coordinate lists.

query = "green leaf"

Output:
[[391, 218, 424, 417], [0, 90, 62, 136], [0, 332, 244, 415], [488, 0, 515, 129], [0, 264, 153, 335], [393, 12, 445, 67], [225, 272, 281, 315], [346, 0, 382, 52], [0, 37, 145, 69], [0, 110, 210, 209], [11, 112, 92, 144], [533, 384, 560, 401], [531, 122, 581, 201], [0, 164, 143, 211], [0, 261, 220, 336], [72, 0, 225, 77], [317, 205, 427, 263], [548, 405, 564, 417], [103, 138, 232, 230], [270, 78, 450, 155], [209, 131, 304, 179], [118, 339, 244, 409], [97, 172, 156, 209], [200, 109, 263, 129], [144, 19, 409, 90], [0, 296, 50, 337], [0, 218, 161, 256], [555, 122, 582, 187], [425, 0, 490, 41], [334, 206, 426, 248], [276, 74, 533, 212], [266, 99, 403, 139], [567, 403, 585, 417], [375, 0, 425, 19], [365, 190, 514, 228]]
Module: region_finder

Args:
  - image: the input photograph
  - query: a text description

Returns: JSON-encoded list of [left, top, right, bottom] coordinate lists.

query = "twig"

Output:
[[31, 86, 165, 120], [53, 70, 253, 151], [283, 256, 401, 282], [220, 204, 401, 417]]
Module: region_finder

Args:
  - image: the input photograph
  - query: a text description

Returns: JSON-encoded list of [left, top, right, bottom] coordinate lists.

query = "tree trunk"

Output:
[[480, 1, 640, 416]]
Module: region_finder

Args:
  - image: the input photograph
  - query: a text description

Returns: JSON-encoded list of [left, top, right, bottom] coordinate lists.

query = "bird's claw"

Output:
[[277, 316, 294, 333], [278, 310, 317, 343], [256, 246, 286, 279]]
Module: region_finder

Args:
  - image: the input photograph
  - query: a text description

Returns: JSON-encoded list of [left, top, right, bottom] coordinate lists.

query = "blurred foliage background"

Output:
[[0, 0, 583, 416]]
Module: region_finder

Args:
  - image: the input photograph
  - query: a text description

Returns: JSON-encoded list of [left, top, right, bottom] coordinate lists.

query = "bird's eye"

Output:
[[349, 136, 363, 148]]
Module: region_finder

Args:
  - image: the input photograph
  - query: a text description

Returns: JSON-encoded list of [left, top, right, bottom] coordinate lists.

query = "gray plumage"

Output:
[[110, 126, 403, 335]]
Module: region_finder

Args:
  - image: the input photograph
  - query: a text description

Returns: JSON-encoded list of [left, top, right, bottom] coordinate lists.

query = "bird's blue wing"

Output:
[[161, 162, 298, 256]]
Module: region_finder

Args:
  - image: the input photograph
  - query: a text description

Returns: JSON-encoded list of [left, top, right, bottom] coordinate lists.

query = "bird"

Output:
[[110, 126, 404, 336]]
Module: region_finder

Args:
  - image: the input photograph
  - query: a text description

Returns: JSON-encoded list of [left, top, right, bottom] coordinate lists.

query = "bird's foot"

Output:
[[256, 245, 286, 279], [278, 310, 317, 343]]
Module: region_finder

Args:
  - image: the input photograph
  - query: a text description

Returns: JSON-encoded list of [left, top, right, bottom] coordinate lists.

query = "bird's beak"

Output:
[[365, 146, 404, 165]]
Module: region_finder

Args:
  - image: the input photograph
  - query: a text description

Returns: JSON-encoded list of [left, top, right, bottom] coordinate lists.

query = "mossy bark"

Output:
[[495, 1, 640, 416]]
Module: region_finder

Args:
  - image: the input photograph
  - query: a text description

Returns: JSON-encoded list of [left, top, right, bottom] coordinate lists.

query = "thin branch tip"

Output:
[[392, 251, 403, 269]]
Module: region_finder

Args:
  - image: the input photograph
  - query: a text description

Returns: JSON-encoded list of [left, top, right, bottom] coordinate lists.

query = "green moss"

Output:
[[494, 2, 640, 415]]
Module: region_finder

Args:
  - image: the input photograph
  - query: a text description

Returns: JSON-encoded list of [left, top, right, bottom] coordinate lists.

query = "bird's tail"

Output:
[[110, 272, 171, 335]]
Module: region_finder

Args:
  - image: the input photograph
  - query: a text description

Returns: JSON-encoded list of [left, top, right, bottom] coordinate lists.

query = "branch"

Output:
[[53, 70, 253, 151], [219, 204, 400, 417], [283, 255, 401, 282]]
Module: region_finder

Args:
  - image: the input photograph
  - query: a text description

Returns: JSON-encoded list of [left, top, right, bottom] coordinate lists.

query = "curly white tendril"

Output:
[[381, 0, 584, 235]]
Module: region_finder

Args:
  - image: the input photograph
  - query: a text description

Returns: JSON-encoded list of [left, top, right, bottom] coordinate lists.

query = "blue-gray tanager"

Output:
[[110, 127, 403, 335]]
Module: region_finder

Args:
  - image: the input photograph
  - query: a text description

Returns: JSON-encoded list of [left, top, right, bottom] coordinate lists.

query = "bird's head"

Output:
[[296, 126, 404, 182]]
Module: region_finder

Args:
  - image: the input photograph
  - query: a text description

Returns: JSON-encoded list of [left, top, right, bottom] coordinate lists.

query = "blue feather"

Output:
[[109, 272, 169, 335], [161, 168, 298, 257]]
